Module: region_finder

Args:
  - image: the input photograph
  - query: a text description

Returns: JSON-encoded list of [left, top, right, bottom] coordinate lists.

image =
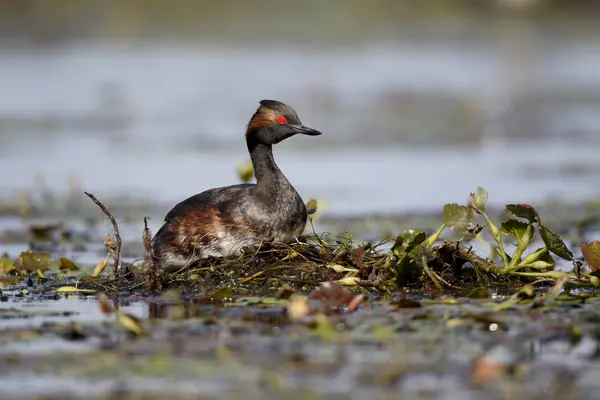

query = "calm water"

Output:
[[1, 43, 600, 220]]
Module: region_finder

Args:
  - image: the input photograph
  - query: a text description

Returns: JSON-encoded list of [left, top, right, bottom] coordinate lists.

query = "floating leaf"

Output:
[[443, 203, 473, 234], [308, 282, 363, 314], [211, 287, 233, 301], [505, 204, 540, 224], [56, 286, 96, 294], [91, 252, 110, 277], [0, 276, 22, 284], [29, 224, 60, 241], [59, 257, 79, 271], [471, 187, 488, 212], [540, 225, 573, 261], [467, 286, 491, 299], [0, 256, 17, 275], [581, 241, 600, 272], [16, 251, 50, 271], [116, 310, 147, 336], [388, 297, 422, 309], [97, 293, 146, 335]]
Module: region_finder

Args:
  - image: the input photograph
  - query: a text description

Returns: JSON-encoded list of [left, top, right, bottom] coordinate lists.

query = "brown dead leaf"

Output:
[[353, 245, 367, 268], [103, 235, 115, 249], [581, 241, 600, 272], [308, 282, 364, 314]]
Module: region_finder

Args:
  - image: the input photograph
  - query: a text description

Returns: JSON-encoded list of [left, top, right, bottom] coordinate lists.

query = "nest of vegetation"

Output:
[[79, 233, 522, 297], [80, 234, 393, 295], [74, 187, 600, 297]]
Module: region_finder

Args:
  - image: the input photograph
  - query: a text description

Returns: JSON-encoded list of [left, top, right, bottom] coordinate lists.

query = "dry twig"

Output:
[[143, 217, 160, 292], [84, 191, 122, 277]]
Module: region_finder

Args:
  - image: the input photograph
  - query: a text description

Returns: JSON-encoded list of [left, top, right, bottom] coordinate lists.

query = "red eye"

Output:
[[277, 116, 287, 124]]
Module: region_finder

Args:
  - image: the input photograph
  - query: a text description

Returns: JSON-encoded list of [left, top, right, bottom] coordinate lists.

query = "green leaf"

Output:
[[442, 203, 473, 234], [58, 257, 79, 271], [0, 256, 17, 275], [466, 286, 491, 299], [501, 219, 533, 243], [394, 248, 424, 286], [580, 241, 600, 272], [540, 225, 573, 261], [470, 187, 488, 212], [537, 247, 556, 269], [392, 229, 426, 258], [56, 286, 96, 294], [393, 230, 428, 287], [505, 204, 540, 224], [590, 270, 600, 279], [521, 247, 549, 266], [29, 224, 60, 241], [16, 251, 50, 271], [212, 287, 234, 301]]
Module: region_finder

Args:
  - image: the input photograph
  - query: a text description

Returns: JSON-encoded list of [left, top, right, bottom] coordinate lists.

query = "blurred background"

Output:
[[1, 0, 600, 238]]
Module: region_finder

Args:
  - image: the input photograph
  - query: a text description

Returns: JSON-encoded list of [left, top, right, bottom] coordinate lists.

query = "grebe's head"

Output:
[[246, 100, 321, 146]]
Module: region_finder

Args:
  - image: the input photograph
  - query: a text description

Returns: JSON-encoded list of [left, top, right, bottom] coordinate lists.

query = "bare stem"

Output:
[[425, 223, 446, 247], [508, 224, 532, 269], [143, 217, 160, 293], [84, 191, 121, 277], [507, 271, 570, 280], [481, 211, 509, 268]]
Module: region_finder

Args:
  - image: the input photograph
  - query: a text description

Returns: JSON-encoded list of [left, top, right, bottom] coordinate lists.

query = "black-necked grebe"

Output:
[[151, 100, 322, 270]]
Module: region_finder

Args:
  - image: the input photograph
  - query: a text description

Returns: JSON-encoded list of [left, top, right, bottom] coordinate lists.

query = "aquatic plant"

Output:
[[393, 186, 595, 290]]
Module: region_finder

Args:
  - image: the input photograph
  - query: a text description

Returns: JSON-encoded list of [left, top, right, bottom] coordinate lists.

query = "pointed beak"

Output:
[[290, 124, 322, 136]]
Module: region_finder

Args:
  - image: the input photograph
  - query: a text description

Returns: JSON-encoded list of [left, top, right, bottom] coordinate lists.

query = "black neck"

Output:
[[247, 137, 286, 186]]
